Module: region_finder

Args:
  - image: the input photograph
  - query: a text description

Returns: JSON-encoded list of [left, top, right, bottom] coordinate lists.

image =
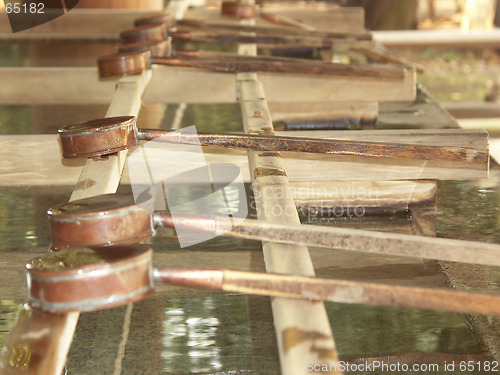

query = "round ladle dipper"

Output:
[[133, 12, 372, 42], [57, 116, 486, 166], [46, 193, 500, 268], [134, 13, 176, 29], [26, 245, 500, 315], [119, 22, 168, 44], [220, 1, 258, 19], [220, 0, 316, 31]]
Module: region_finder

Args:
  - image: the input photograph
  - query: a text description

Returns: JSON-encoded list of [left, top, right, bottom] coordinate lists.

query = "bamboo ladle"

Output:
[[57, 116, 487, 165], [132, 11, 372, 41], [26, 245, 500, 316], [97, 48, 404, 79], [120, 21, 372, 51], [46, 193, 500, 268]]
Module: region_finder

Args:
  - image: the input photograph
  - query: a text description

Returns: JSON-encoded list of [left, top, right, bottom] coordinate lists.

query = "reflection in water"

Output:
[[160, 296, 252, 374], [330, 304, 485, 356], [0, 103, 242, 135], [437, 179, 500, 244], [0, 301, 22, 349]]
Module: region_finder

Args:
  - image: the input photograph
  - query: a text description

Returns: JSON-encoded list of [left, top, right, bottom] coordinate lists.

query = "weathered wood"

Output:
[[0, 129, 488, 187], [186, 6, 366, 33], [268, 101, 378, 123], [457, 118, 500, 133], [68, 121, 487, 164], [153, 54, 404, 78], [157, 267, 500, 316], [176, 23, 372, 40], [70, 71, 152, 201], [489, 138, 500, 165], [443, 101, 500, 119], [257, 7, 366, 33], [0, 304, 80, 375], [173, 30, 375, 48], [291, 180, 437, 212], [373, 29, 500, 48], [0, 65, 416, 104], [0, 57, 152, 375], [0, 68, 116, 105], [238, 74, 340, 374], [154, 206, 500, 267], [258, 66, 416, 102]]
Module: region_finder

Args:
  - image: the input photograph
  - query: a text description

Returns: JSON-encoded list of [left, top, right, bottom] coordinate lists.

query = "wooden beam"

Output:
[[186, 6, 366, 33], [258, 66, 416, 102], [0, 64, 416, 104], [0, 129, 488, 187], [291, 180, 437, 213], [238, 73, 341, 374], [234, 9, 341, 371], [0, 60, 152, 375], [373, 29, 500, 48], [268, 101, 378, 123], [0, 67, 116, 105], [71, 71, 152, 200]]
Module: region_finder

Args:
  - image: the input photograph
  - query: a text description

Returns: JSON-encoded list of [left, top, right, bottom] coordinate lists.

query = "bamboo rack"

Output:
[[0, 44, 152, 375]]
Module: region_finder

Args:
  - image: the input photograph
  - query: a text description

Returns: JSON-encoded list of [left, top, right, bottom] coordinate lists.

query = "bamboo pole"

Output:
[[237, 27, 341, 375], [155, 211, 500, 267], [154, 267, 500, 316], [0, 71, 151, 375]]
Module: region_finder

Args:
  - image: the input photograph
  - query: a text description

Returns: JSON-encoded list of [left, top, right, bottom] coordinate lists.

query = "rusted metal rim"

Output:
[[221, 1, 258, 19], [120, 23, 168, 44], [97, 51, 151, 79], [134, 13, 176, 29], [26, 245, 154, 313], [47, 193, 155, 251], [58, 116, 138, 159], [117, 39, 172, 57]]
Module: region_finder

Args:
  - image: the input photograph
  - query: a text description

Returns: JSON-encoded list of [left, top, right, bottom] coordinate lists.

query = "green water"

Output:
[[0, 103, 243, 135], [0, 180, 497, 374]]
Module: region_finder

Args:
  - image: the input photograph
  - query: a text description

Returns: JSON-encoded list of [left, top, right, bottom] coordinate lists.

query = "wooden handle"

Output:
[[155, 211, 500, 267], [176, 18, 373, 40], [259, 11, 316, 31], [138, 128, 487, 164], [152, 56, 405, 79], [153, 267, 500, 316]]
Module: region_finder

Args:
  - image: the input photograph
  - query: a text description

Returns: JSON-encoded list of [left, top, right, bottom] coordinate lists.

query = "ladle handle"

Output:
[[153, 267, 500, 316], [152, 211, 500, 267], [151, 56, 405, 79], [136, 129, 486, 163], [259, 11, 316, 31]]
